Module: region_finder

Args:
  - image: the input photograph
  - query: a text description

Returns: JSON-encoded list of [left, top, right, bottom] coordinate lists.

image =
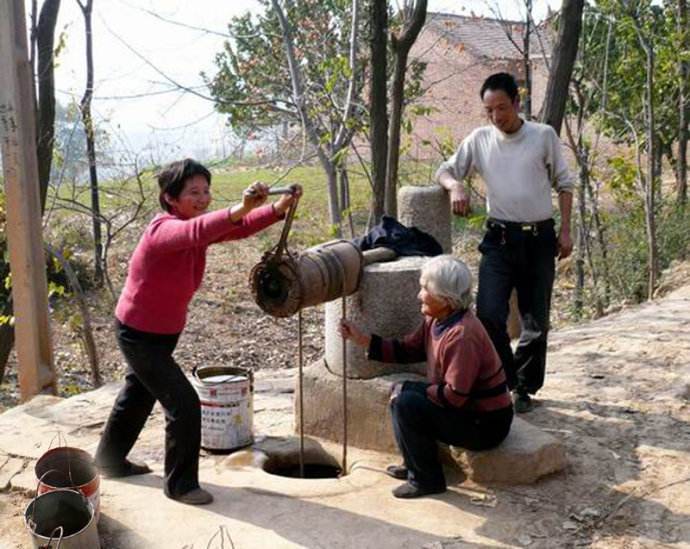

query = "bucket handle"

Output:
[[30, 470, 89, 532], [29, 489, 91, 542], [47, 431, 67, 451], [38, 526, 64, 549], [30, 469, 61, 527], [205, 525, 235, 549]]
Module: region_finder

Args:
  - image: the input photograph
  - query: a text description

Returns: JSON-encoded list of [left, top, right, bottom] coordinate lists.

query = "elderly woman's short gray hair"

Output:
[[419, 255, 473, 311]]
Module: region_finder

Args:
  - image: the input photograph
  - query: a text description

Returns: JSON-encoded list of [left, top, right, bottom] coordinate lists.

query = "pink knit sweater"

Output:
[[115, 205, 280, 334]]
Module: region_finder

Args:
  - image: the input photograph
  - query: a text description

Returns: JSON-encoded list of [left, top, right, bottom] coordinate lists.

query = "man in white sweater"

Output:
[[435, 72, 574, 413]]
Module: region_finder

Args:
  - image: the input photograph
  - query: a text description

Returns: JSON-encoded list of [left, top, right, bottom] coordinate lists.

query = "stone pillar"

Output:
[[398, 185, 452, 253], [324, 256, 428, 379]]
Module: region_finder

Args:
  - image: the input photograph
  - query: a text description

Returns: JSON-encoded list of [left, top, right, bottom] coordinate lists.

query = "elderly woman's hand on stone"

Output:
[[338, 319, 371, 348]]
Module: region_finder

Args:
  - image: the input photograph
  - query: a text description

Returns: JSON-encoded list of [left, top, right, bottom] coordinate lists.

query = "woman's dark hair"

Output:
[[157, 158, 212, 212], [479, 72, 519, 101]]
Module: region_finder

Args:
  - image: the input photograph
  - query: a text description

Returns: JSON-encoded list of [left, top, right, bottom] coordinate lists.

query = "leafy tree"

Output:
[[207, 0, 429, 228], [566, 0, 689, 306], [207, 0, 366, 231]]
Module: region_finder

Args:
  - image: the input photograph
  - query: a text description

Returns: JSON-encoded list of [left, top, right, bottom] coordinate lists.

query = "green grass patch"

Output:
[[211, 164, 373, 245], [44, 160, 445, 247]]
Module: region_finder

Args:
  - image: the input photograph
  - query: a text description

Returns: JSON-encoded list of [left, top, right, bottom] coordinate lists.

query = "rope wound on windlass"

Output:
[[250, 199, 364, 317]]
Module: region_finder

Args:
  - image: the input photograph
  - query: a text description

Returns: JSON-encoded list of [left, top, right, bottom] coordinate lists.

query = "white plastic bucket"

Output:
[[192, 366, 254, 452]]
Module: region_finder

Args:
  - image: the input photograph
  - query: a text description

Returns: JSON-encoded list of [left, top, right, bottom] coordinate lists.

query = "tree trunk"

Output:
[[639, 33, 658, 299], [338, 166, 355, 238], [77, 0, 104, 286], [1, 0, 62, 380], [678, 0, 688, 205], [369, 0, 388, 224], [522, 0, 532, 120], [385, 48, 407, 219], [587, 179, 609, 309], [35, 0, 61, 212], [385, 0, 427, 219], [0, 302, 14, 384], [574, 140, 588, 319], [321, 158, 341, 235], [541, 0, 584, 134]]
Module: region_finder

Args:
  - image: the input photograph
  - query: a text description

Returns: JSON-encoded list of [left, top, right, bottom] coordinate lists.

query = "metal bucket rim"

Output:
[[25, 488, 95, 541], [193, 365, 253, 385], [35, 447, 98, 491]]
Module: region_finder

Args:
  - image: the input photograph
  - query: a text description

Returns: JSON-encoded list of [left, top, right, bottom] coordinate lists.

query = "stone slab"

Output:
[[325, 256, 428, 379], [8, 461, 36, 494], [449, 417, 567, 484], [297, 359, 424, 453], [398, 185, 452, 253], [1, 380, 512, 549], [298, 361, 566, 484], [0, 385, 122, 460], [0, 456, 26, 491]]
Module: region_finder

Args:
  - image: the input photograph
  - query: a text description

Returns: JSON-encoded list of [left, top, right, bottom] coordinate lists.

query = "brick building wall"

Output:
[[404, 13, 551, 162]]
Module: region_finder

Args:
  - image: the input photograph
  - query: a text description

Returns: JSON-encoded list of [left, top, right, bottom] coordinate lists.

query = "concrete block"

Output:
[[296, 359, 424, 453], [398, 185, 452, 253], [325, 256, 428, 379], [449, 417, 567, 484]]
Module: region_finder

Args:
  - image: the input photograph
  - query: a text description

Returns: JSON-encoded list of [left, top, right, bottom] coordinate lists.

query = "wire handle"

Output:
[[47, 431, 67, 451], [39, 525, 64, 549]]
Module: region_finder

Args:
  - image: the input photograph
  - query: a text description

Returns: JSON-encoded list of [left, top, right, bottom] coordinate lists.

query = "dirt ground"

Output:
[[1, 224, 689, 547]]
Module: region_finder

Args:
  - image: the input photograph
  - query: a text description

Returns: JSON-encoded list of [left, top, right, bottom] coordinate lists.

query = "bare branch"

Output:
[[334, 0, 360, 150]]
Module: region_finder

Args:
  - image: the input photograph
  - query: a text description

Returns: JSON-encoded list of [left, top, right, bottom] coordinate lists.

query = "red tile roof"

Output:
[[424, 12, 552, 61]]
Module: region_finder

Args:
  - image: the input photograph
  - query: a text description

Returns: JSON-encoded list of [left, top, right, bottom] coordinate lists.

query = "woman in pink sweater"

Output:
[[95, 159, 301, 505]]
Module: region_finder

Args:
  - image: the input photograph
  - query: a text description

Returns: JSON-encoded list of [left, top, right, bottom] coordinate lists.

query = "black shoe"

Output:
[[514, 392, 533, 414], [392, 482, 446, 499], [99, 459, 151, 478], [385, 464, 408, 480], [168, 488, 214, 505]]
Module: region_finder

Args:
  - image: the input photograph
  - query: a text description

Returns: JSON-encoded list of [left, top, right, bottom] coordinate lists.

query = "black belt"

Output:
[[487, 218, 554, 233], [446, 380, 509, 400], [469, 381, 509, 399]]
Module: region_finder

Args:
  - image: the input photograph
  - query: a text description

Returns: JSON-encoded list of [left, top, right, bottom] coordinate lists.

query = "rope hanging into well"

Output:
[[249, 193, 355, 478]]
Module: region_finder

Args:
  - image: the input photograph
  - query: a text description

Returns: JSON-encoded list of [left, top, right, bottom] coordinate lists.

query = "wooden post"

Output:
[[0, 0, 56, 399]]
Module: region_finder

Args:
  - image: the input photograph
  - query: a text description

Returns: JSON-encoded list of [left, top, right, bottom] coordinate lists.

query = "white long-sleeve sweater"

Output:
[[435, 120, 575, 223]]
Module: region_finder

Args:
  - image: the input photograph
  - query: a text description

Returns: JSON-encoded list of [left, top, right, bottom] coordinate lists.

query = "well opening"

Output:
[[261, 444, 345, 479]]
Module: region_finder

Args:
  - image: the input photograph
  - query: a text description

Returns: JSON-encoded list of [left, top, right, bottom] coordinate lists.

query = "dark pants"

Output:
[[476, 219, 557, 395], [95, 321, 201, 498], [390, 381, 513, 489]]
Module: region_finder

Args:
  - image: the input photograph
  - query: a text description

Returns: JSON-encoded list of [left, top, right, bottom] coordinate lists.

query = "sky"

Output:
[[45, 0, 560, 163]]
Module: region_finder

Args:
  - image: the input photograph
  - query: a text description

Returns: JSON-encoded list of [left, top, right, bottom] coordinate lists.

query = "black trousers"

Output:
[[390, 381, 513, 489], [95, 321, 201, 498], [476, 219, 557, 394]]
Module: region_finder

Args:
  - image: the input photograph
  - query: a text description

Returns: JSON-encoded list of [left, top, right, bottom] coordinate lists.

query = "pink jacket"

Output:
[[115, 205, 280, 334]]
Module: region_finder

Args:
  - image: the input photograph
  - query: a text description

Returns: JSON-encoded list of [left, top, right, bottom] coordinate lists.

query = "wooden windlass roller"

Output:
[[250, 239, 364, 318]]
